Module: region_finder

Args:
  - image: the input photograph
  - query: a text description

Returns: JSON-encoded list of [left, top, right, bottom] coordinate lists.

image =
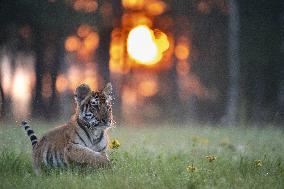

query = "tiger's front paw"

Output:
[[96, 154, 111, 168]]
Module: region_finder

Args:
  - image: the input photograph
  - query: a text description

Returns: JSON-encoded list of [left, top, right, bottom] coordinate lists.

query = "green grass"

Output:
[[0, 122, 283, 189]]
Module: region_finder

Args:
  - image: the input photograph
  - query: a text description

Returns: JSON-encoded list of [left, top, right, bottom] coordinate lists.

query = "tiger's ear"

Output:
[[74, 84, 92, 105], [102, 82, 113, 98]]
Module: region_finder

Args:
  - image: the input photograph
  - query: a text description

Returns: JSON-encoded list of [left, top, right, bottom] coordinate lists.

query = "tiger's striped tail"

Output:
[[20, 121, 38, 148]]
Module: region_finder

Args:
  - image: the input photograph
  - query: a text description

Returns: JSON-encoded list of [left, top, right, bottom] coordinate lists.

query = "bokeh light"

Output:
[[65, 36, 81, 52], [175, 42, 190, 60], [83, 32, 99, 51], [122, 0, 144, 10], [56, 74, 69, 93], [145, 0, 166, 16], [138, 79, 158, 97], [77, 24, 92, 38]]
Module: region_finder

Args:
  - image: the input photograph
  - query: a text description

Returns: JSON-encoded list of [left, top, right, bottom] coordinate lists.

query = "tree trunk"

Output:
[[32, 26, 45, 118], [97, 28, 111, 84], [48, 33, 62, 119], [223, 0, 240, 125], [0, 76, 3, 120]]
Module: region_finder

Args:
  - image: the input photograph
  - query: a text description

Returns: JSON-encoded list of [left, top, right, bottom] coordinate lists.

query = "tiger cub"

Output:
[[21, 83, 113, 175]]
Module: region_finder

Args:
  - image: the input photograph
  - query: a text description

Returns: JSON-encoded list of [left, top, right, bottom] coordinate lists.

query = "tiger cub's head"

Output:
[[74, 83, 113, 130]]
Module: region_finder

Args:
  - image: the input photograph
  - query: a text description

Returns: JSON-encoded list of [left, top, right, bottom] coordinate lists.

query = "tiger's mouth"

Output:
[[78, 117, 111, 130]]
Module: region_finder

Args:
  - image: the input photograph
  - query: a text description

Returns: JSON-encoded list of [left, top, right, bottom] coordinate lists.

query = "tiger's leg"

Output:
[[32, 159, 41, 176], [64, 143, 110, 167], [32, 150, 42, 176]]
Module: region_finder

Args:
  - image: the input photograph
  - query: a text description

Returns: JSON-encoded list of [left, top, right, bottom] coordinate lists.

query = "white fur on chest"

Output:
[[90, 129, 107, 152], [74, 127, 107, 153]]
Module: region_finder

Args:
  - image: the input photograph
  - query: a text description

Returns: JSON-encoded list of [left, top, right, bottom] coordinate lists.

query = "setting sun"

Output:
[[127, 25, 169, 65]]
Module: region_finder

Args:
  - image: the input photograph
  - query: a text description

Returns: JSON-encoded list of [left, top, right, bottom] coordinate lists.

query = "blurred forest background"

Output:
[[0, 0, 283, 126]]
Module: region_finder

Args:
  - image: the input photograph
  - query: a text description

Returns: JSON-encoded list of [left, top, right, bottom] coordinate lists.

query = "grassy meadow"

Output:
[[0, 122, 283, 189]]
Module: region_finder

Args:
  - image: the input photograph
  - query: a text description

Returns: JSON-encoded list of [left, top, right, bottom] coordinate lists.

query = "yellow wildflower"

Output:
[[109, 139, 120, 149], [255, 160, 262, 167], [206, 155, 217, 162], [192, 136, 209, 145], [187, 164, 197, 172]]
